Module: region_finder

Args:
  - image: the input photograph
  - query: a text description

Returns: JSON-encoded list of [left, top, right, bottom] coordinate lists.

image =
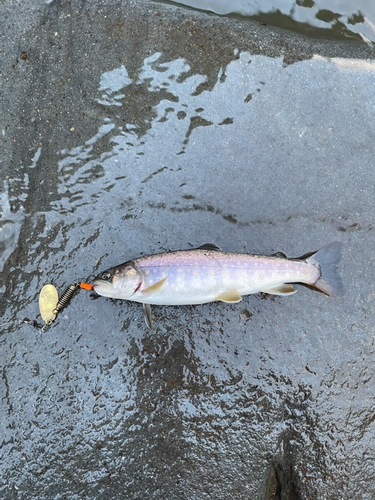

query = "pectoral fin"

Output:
[[143, 303, 154, 330], [261, 284, 297, 296], [215, 289, 242, 303], [142, 277, 167, 296]]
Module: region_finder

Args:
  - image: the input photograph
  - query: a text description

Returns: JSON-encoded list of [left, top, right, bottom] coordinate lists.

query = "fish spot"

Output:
[[145, 270, 150, 275], [162, 272, 166, 277], [153, 269, 157, 273], [178, 268, 182, 273], [209, 269, 214, 275], [243, 271, 247, 276], [194, 270, 199, 276], [227, 271, 230, 275], [177, 276, 181, 282], [236, 270, 240, 275]]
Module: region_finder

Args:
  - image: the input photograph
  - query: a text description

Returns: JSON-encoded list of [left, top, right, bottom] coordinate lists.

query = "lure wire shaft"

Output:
[[51, 282, 80, 317]]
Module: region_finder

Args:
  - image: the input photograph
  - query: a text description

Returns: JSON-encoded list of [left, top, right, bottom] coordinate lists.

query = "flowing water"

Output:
[[157, 0, 375, 43]]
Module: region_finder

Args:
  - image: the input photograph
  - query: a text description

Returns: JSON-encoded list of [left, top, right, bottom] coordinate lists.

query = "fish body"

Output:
[[93, 242, 343, 327]]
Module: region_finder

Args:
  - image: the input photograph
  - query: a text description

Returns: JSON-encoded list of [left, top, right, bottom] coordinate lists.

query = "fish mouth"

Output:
[[92, 279, 114, 291]]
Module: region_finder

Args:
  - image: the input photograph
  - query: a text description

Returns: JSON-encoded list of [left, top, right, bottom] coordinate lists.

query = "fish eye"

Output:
[[101, 271, 112, 280]]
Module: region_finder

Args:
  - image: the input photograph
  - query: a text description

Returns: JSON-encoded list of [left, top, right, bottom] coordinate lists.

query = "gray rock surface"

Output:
[[1, 1, 374, 498]]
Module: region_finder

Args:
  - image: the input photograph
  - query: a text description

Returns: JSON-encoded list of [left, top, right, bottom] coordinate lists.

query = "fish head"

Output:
[[93, 261, 142, 299]]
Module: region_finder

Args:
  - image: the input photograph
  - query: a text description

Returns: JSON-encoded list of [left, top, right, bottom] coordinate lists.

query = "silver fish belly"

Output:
[[93, 242, 343, 327]]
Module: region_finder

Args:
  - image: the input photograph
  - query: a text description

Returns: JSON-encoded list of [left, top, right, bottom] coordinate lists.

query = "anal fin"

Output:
[[293, 282, 330, 296], [261, 284, 297, 296], [143, 303, 154, 330], [142, 277, 167, 296], [215, 289, 242, 303]]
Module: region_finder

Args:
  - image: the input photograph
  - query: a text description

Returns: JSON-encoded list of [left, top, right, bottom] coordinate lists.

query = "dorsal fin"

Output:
[[197, 243, 221, 251], [271, 251, 287, 258]]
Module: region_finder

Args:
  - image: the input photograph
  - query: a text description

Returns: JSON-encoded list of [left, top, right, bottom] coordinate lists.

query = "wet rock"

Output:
[[0, 1, 374, 499]]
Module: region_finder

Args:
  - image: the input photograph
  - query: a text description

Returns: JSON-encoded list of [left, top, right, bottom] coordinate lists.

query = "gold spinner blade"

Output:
[[39, 284, 59, 324]]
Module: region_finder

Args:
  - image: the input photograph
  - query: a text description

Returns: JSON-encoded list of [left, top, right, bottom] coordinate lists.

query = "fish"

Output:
[[93, 241, 343, 329]]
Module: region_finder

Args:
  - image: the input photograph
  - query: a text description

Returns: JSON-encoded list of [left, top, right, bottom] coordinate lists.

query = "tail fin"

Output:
[[306, 241, 344, 297]]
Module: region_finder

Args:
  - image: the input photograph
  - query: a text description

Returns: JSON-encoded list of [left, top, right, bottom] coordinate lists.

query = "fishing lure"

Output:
[[35, 281, 94, 329]]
